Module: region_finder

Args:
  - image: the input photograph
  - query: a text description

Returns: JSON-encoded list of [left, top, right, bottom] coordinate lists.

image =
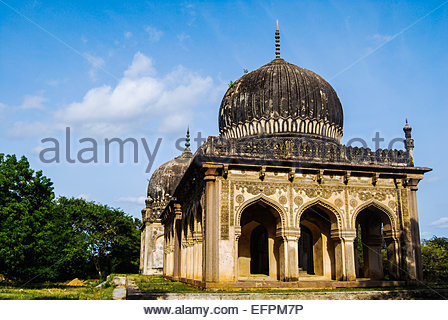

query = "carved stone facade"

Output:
[[142, 27, 431, 288], [158, 153, 429, 288]]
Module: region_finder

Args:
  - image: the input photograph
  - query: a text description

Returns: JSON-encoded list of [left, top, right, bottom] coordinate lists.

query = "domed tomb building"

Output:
[[141, 25, 431, 288]]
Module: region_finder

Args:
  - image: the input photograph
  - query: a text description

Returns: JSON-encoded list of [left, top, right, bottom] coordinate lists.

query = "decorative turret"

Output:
[[403, 119, 414, 166], [185, 127, 192, 153]]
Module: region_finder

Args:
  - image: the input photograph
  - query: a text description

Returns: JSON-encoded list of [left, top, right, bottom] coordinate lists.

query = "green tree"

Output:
[[421, 236, 448, 283], [0, 154, 55, 280], [52, 197, 141, 279], [0, 154, 141, 281]]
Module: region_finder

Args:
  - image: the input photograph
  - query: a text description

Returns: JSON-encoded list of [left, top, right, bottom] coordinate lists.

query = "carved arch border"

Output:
[[351, 200, 399, 239], [235, 194, 288, 229], [296, 198, 344, 233]]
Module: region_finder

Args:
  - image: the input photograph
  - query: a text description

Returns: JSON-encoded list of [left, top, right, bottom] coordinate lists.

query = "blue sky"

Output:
[[0, 0, 447, 238]]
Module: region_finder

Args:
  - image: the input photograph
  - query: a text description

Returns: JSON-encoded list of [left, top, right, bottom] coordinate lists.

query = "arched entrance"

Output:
[[298, 203, 339, 279], [238, 200, 281, 280], [355, 205, 398, 280]]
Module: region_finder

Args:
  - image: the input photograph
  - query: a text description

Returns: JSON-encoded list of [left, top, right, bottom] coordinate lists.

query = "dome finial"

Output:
[[275, 20, 280, 59], [185, 126, 191, 151]]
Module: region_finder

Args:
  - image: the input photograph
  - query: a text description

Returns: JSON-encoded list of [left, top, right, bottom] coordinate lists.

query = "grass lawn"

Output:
[[0, 279, 115, 300]]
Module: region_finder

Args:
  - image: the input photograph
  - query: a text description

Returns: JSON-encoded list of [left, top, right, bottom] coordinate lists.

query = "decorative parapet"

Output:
[[199, 136, 411, 167]]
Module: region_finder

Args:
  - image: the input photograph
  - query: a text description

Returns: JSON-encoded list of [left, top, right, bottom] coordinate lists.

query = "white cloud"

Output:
[[17, 95, 47, 110], [7, 121, 54, 138], [124, 52, 155, 78], [145, 26, 163, 42], [55, 52, 216, 136], [124, 31, 133, 39], [84, 53, 105, 81], [117, 196, 146, 205], [430, 217, 448, 228]]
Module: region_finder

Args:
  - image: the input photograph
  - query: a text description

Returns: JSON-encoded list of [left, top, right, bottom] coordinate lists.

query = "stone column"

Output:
[[173, 203, 182, 280], [278, 228, 299, 281], [203, 164, 221, 283], [140, 224, 146, 273], [341, 231, 357, 281], [181, 243, 187, 279], [193, 228, 203, 281], [168, 236, 175, 277], [330, 229, 345, 281], [143, 221, 152, 274], [385, 237, 400, 280], [364, 235, 384, 280], [332, 237, 345, 281], [407, 177, 424, 281], [186, 232, 194, 280]]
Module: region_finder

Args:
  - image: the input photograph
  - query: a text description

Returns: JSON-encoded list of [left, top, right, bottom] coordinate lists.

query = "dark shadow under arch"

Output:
[[238, 201, 281, 280]]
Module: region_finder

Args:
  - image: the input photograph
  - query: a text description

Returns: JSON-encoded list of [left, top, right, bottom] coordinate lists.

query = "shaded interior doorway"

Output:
[[250, 225, 269, 275], [298, 226, 314, 274], [298, 204, 338, 279], [238, 201, 281, 280], [355, 206, 397, 280]]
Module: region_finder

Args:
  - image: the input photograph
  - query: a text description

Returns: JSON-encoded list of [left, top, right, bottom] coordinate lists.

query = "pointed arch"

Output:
[[352, 200, 398, 238], [235, 195, 287, 230], [297, 198, 343, 234]]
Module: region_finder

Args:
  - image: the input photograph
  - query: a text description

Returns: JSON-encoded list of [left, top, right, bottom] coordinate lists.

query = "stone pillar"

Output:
[[332, 237, 345, 281], [407, 177, 423, 281], [181, 242, 187, 279], [186, 232, 194, 280], [140, 207, 148, 273], [193, 229, 203, 281], [142, 222, 152, 274], [203, 164, 221, 283], [168, 236, 175, 277], [364, 235, 384, 280], [279, 228, 299, 281], [385, 237, 400, 280], [140, 224, 146, 273], [173, 203, 182, 280], [339, 231, 357, 281], [329, 229, 345, 281]]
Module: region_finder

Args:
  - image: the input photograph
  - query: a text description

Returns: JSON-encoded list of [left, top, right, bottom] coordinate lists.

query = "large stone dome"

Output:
[[218, 58, 343, 143]]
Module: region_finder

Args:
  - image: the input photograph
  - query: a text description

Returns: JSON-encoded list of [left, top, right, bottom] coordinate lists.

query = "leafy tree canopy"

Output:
[[422, 236, 448, 283], [0, 154, 140, 282], [0, 154, 54, 280]]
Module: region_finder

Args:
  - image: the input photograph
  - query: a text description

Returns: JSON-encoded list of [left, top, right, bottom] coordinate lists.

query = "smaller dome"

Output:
[[147, 150, 192, 200]]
